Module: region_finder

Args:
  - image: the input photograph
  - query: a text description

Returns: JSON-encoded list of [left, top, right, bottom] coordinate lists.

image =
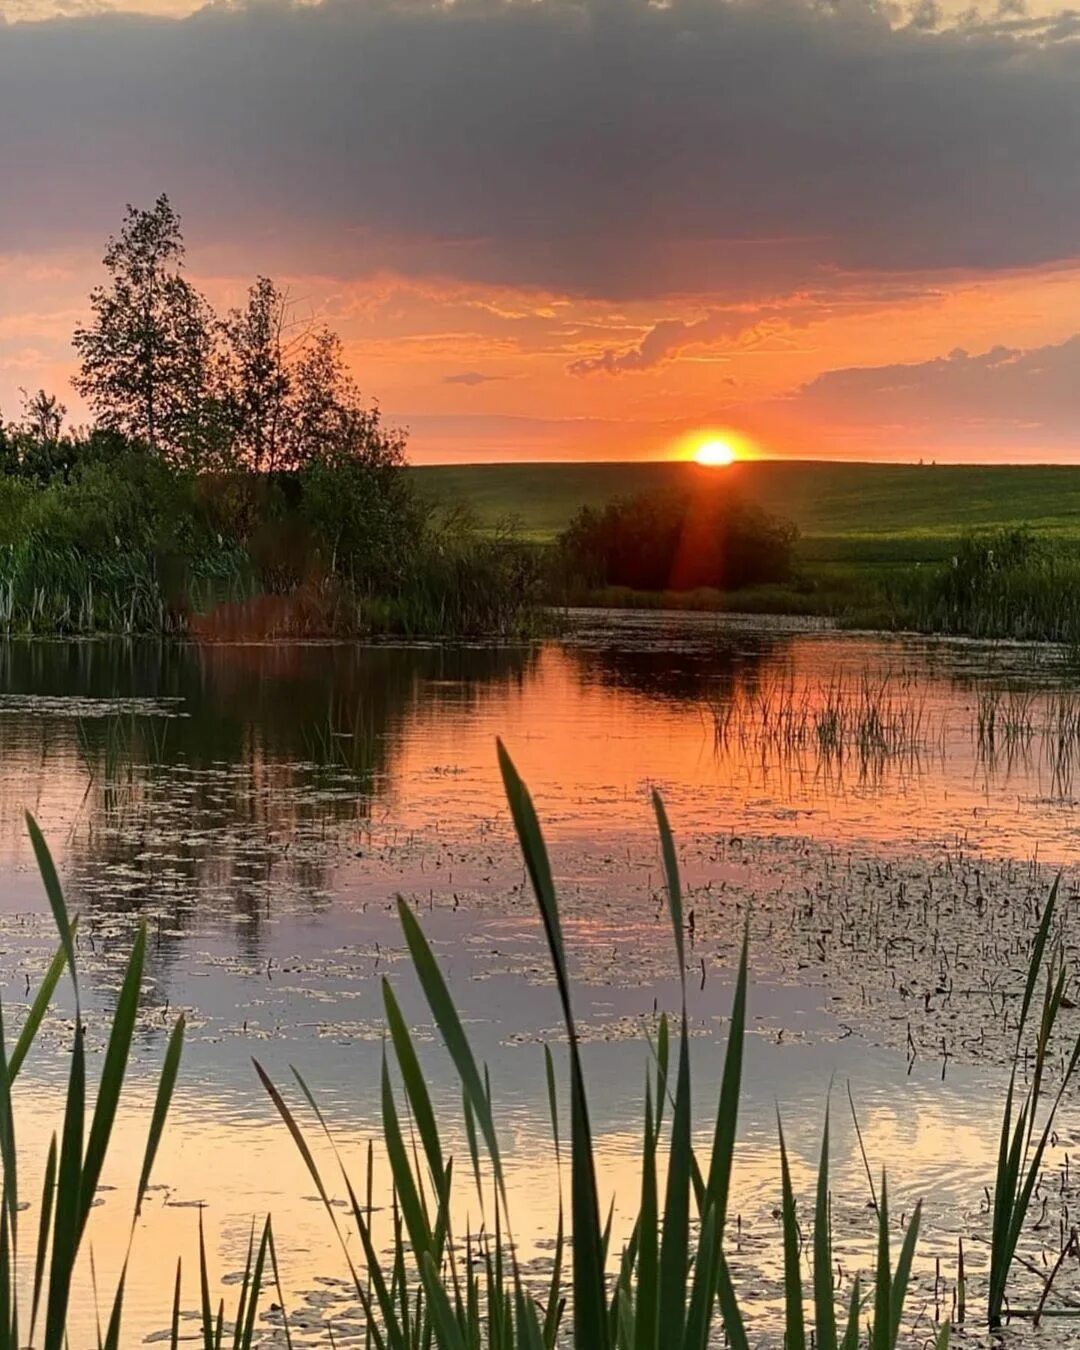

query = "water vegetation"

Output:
[[5, 743, 1080, 1345]]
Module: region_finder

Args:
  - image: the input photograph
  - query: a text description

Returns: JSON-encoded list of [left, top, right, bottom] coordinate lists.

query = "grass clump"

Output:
[[987, 875, 1080, 1329], [887, 528, 1080, 643], [258, 743, 947, 1350], [0, 816, 186, 1350]]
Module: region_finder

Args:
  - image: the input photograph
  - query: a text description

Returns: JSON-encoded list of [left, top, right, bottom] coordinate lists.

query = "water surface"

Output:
[[3, 619, 1080, 1343]]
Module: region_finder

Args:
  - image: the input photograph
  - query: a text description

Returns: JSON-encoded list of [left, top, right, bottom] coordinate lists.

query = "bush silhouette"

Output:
[[560, 484, 797, 592]]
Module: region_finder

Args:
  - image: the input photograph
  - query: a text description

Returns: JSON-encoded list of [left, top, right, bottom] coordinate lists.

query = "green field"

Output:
[[413, 459, 1080, 563]]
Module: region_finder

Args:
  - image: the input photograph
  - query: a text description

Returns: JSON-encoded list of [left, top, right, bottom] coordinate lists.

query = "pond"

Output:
[[4, 615, 1080, 1345]]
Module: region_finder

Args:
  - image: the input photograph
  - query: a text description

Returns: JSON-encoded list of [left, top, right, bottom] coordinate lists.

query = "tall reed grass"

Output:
[[888, 530, 1080, 644], [258, 744, 951, 1349], [4, 747, 1079, 1344]]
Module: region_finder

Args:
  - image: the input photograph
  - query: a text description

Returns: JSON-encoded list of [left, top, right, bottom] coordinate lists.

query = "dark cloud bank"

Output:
[[794, 334, 1080, 442], [3, 0, 1080, 300]]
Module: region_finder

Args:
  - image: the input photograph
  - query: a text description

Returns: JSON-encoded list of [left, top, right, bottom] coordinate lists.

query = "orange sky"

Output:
[[3, 0, 1080, 464]]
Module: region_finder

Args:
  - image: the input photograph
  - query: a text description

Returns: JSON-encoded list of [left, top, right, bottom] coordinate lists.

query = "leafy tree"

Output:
[[0, 389, 83, 484], [20, 388, 66, 443], [73, 195, 216, 465], [286, 327, 403, 473], [216, 276, 292, 473]]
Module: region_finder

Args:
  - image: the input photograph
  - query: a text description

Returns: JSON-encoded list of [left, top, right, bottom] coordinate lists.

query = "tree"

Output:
[[0, 389, 84, 484], [73, 195, 215, 466], [216, 276, 292, 473], [287, 327, 404, 473], [19, 388, 66, 444]]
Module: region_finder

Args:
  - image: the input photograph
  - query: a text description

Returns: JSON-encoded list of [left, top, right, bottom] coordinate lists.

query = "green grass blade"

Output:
[[79, 922, 147, 1235], [285, 1068, 399, 1350], [102, 1261, 127, 1350], [652, 792, 685, 983], [10, 928, 76, 1082], [396, 901, 503, 1186], [0, 1002, 20, 1249], [889, 1201, 921, 1347], [658, 1021, 692, 1346], [706, 920, 748, 1231], [715, 1254, 750, 1350], [419, 1251, 467, 1350], [383, 979, 446, 1193], [839, 1276, 861, 1350], [814, 1102, 837, 1350], [682, 1201, 720, 1350], [380, 1053, 434, 1261], [43, 1017, 86, 1350], [871, 1174, 891, 1350], [199, 1209, 215, 1350], [266, 1219, 294, 1350], [230, 1219, 256, 1350], [544, 1044, 561, 1170], [655, 1015, 670, 1136], [497, 739, 609, 1350], [542, 1203, 565, 1350], [1016, 874, 1059, 1050], [25, 814, 78, 1010], [238, 1217, 271, 1350], [778, 1112, 807, 1350], [29, 1132, 57, 1344], [170, 1259, 182, 1350], [634, 1079, 659, 1350]]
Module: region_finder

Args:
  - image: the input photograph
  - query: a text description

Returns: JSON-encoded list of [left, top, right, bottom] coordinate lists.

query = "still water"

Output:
[[4, 615, 1080, 1344]]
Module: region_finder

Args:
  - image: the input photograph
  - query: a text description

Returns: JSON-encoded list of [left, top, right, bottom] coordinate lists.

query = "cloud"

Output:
[[568, 309, 791, 375], [792, 334, 1080, 442], [443, 371, 505, 386], [3, 0, 1080, 301]]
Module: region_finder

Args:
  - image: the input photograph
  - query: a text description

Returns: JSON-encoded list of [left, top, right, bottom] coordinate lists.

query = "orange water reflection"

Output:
[[0, 624, 1073, 1340]]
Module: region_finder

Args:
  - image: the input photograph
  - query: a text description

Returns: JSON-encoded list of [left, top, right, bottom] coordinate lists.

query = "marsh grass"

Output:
[[973, 686, 1080, 798], [0, 815, 186, 1350], [257, 743, 949, 1350], [708, 670, 932, 782], [6, 744, 1080, 1344], [986, 875, 1080, 1329]]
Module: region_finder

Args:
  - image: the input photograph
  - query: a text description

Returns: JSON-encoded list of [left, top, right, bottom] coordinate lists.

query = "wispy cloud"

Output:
[[443, 371, 505, 387]]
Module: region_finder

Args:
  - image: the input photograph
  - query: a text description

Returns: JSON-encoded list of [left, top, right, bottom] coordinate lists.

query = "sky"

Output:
[[2, 0, 1080, 463]]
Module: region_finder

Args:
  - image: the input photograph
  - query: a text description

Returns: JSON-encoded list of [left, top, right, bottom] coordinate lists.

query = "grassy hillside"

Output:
[[412, 460, 1080, 563]]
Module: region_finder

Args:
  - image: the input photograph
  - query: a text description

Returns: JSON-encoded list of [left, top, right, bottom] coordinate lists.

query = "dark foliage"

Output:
[[559, 485, 797, 592], [0, 198, 541, 638]]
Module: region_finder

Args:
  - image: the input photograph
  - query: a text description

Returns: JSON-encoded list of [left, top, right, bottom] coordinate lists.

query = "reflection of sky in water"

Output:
[[0, 621, 1078, 1341]]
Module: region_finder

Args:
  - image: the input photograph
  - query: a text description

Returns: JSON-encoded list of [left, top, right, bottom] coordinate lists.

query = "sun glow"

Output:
[[694, 437, 738, 467]]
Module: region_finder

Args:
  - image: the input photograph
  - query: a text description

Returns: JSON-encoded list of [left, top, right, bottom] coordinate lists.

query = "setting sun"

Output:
[[694, 438, 738, 467]]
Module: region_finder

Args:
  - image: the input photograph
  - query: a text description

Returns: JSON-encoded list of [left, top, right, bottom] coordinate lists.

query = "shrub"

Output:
[[559, 485, 797, 592]]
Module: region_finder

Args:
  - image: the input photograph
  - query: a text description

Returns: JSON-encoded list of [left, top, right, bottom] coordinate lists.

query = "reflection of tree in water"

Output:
[[0, 639, 536, 974], [567, 630, 788, 705]]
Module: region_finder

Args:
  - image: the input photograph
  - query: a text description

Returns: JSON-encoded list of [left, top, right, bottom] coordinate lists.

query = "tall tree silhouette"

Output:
[[73, 195, 214, 465]]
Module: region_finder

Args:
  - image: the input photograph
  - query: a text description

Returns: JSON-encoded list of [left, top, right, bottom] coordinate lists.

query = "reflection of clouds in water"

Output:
[[1, 623, 1080, 1338]]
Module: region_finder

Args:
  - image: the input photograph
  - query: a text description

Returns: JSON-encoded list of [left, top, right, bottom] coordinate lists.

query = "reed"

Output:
[[259, 743, 947, 1349], [987, 875, 1080, 1329], [10, 749, 1080, 1344], [0, 815, 185, 1350], [708, 669, 930, 778]]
